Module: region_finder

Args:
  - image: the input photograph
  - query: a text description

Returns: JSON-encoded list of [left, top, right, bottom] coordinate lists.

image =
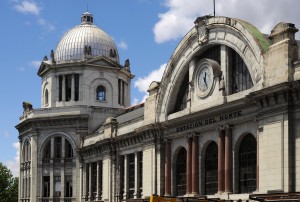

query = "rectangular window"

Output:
[[75, 74, 80, 101], [65, 175, 73, 197], [139, 152, 143, 194], [128, 153, 135, 198], [92, 162, 97, 194], [86, 163, 89, 197], [59, 76, 63, 101], [65, 75, 72, 101], [54, 176, 61, 197], [43, 176, 50, 197], [54, 137, 62, 159], [119, 157, 124, 201], [118, 79, 121, 105]]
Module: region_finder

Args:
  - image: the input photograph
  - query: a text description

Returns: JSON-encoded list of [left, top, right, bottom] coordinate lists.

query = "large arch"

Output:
[[156, 16, 269, 122]]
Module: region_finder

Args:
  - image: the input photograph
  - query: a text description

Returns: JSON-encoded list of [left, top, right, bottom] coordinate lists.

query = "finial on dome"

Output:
[[81, 12, 94, 25]]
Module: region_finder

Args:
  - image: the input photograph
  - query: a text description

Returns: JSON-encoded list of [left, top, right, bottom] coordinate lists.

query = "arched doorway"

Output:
[[239, 134, 257, 193], [176, 147, 186, 196], [205, 142, 218, 195]]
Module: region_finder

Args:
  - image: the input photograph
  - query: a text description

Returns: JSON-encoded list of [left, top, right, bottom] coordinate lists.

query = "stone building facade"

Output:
[[16, 12, 300, 202]]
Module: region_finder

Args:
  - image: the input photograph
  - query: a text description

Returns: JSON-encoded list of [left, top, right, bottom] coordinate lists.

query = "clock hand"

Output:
[[203, 72, 207, 86]]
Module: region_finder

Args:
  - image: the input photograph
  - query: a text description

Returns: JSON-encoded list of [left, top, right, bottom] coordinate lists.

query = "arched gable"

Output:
[[156, 16, 270, 121]]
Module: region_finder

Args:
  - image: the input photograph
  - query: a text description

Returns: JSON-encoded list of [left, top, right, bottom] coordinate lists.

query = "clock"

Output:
[[195, 59, 221, 98]]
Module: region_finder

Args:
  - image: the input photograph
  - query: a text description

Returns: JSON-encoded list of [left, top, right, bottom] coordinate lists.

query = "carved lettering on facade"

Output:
[[176, 111, 242, 132]]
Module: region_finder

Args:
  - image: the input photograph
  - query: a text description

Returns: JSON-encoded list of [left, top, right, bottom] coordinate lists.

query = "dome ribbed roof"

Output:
[[54, 12, 119, 63]]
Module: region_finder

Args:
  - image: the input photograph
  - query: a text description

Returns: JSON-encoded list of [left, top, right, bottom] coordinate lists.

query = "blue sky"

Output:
[[1, 0, 300, 176]]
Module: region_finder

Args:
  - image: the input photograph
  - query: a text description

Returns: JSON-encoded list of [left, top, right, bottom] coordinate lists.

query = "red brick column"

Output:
[[186, 136, 192, 195], [192, 135, 199, 195], [165, 140, 171, 196], [225, 126, 233, 193], [218, 128, 225, 193]]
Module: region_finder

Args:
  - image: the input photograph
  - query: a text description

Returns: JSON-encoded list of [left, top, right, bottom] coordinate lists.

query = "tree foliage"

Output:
[[0, 162, 18, 202]]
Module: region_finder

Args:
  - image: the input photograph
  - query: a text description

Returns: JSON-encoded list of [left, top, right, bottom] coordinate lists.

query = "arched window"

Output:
[[176, 148, 186, 196], [96, 86, 106, 101], [23, 140, 31, 162], [205, 142, 218, 195], [45, 89, 49, 105], [239, 134, 257, 193], [229, 48, 253, 94], [173, 72, 189, 113]]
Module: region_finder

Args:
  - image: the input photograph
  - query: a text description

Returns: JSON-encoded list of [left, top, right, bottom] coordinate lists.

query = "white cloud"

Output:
[[117, 40, 128, 50], [133, 63, 166, 103], [14, 1, 41, 15], [37, 18, 56, 32], [131, 98, 139, 106], [31, 60, 41, 69], [3, 130, 10, 138], [154, 0, 300, 43], [5, 142, 20, 177]]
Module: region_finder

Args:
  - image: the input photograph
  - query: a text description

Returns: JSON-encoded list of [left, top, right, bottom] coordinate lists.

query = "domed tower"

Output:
[[38, 12, 134, 108]]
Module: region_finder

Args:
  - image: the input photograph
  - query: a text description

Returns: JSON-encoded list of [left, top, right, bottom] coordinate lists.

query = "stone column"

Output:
[[257, 128, 261, 191], [89, 163, 92, 200], [192, 134, 199, 195], [123, 155, 129, 199], [134, 152, 140, 198], [96, 161, 101, 200], [62, 75, 66, 101], [71, 74, 75, 101], [224, 126, 233, 193], [218, 128, 225, 193], [164, 140, 171, 196], [186, 136, 192, 195], [80, 164, 83, 200], [50, 138, 54, 198]]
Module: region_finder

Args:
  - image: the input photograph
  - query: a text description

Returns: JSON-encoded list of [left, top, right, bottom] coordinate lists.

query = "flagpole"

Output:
[[213, 0, 215, 17]]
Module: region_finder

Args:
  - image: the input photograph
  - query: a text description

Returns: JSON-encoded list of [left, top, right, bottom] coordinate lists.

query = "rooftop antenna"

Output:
[[87, 3, 89, 12], [213, 0, 216, 17]]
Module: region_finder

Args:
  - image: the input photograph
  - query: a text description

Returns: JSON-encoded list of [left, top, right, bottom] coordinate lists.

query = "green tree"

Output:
[[0, 162, 18, 202]]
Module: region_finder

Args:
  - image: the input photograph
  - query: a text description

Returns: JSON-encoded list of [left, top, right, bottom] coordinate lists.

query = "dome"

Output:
[[54, 12, 119, 63]]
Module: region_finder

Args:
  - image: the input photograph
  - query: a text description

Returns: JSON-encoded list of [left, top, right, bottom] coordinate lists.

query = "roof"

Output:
[[234, 18, 271, 53]]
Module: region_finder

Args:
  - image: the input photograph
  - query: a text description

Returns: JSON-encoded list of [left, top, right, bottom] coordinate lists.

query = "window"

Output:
[[205, 142, 218, 195], [96, 86, 106, 102], [65, 175, 73, 197], [139, 152, 143, 195], [173, 71, 189, 113], [118, 79, 126, 106], [91, 162, 97, 196], [75, 74, 80, 101], [176, 148, 186, 196], [230, 48, 253, 94], [200, 45, 221, 64], [54, 176, 61, 197], [45, 89, 49, 105], [44, 141, 51, 159], [43, 176, 50, 197], [23, 140, 31, 162], [128, 153, 135, 198], [239, 134, 256, 193], [59, 76, 63, 101], [54, 137, 62, 159], [65, 140, 73, 158], [65, 75, 72, 101]]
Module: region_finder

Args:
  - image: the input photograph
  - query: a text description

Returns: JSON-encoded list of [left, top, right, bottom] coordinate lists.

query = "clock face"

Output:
[[196, 64, 214, 98]]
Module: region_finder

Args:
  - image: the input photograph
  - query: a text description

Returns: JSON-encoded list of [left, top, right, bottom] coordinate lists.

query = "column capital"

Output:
[[164, 138, 172, 143], [224, 124, 234, 130]]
